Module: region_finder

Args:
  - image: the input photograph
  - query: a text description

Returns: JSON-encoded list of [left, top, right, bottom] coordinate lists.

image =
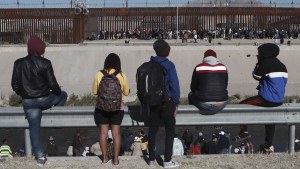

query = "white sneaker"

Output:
[[148, 160, 155, 167], [163, 161, 181, 168]]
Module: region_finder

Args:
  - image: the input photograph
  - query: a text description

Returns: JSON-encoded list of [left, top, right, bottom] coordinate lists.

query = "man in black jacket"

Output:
[[11, 35, 67, 165], [188, 49, 228, 115]]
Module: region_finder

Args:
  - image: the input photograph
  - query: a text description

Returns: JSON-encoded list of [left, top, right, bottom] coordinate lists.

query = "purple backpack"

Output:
[[96, 70, 122, 112]]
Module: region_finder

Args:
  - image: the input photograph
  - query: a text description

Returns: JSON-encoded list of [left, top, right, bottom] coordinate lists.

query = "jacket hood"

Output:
[[27, 35, 46, 56], [203, 56, 220, 65], [258, 43, 279, 59], [151, 56, 168, 63]]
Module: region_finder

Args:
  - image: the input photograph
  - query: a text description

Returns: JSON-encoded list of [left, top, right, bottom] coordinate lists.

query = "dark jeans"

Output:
[[188, 92, 227, 115], [22, 91, 68, 159], [240, 95, 282, 149], [148, 99, 176, 162]]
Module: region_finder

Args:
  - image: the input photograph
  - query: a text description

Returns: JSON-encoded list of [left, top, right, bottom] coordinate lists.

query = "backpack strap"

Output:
[[113, 70, 120, 76], [101, 70, 120, 76], [100, 70, 108, 76]]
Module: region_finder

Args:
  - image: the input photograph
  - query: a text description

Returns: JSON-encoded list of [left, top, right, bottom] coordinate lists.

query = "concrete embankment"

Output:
[[1, 39, 300, 101]]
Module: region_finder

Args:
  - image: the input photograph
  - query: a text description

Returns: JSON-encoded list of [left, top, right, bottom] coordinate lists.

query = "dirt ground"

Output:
[[1, 153, 300, 169]]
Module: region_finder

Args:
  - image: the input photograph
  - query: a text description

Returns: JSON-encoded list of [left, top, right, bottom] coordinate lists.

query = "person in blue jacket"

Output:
[[147, 39, 181, 168], [237, 43, 288, 153]]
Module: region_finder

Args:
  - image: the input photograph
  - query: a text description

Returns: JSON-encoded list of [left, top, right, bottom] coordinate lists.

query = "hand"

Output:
[[174, 107, 178, 117]]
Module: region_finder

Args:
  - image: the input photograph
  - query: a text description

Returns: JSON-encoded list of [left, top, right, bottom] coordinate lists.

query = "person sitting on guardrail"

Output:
[[237, 43, 288, 154], [11, 35, 68, 166], [188, 49, 228, 115]]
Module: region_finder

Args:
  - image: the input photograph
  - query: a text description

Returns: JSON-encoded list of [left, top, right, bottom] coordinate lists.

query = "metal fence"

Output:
[[1, 7, 300, 44]]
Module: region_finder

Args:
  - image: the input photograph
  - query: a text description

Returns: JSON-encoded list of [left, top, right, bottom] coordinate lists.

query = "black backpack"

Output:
[[136, 60, 167, 106], [96, 70, 122, 112]]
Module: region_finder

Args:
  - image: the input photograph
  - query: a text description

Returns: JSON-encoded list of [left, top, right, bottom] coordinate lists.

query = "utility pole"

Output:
[[269, 0, 272, 7], [126, 0, 128, 8], [71, 0, 72, 8], [43, 0, 45, 8], [292, 0, 294, 8], [104, 0, 106, 8]]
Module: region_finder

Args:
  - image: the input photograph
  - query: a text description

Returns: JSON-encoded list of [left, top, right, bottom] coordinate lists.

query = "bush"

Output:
[[65, 93, 96, 106], [9, 93, 22, 106]]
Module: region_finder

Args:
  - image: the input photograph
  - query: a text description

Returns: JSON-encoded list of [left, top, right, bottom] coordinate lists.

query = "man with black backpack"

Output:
[[137, 39, 180, 168]]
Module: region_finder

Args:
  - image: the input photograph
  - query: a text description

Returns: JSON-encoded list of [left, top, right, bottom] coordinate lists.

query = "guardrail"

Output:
[[0, 103, 300, 156]]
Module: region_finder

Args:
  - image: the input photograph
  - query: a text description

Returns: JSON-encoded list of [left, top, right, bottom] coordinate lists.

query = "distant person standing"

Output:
[[72, 131, 83, 156], [238, 43, 288, 154], [189, 49, 228, 115], [93, 53, 130, 165], [205, 133, 219, 154], [11, 35, 67, 165], [195, 132, 206, 154], [182, 129, 194, 150], [0, 139, 13, 158], [46, 136, 58, 156]]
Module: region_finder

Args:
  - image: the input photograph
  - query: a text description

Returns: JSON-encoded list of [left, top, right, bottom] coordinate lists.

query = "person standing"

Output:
[[181, 129, 194, 151], [238, 43, 288, 153], [147, 39, 181, 168], [93, 53, 130, 165], [46, 136, 58, 156], [195, 132, 206, 154], [72, 131, 83, 156], [205, 133, 219, 154], [11, 35, 68, 165], [188, 49, 228, 115]]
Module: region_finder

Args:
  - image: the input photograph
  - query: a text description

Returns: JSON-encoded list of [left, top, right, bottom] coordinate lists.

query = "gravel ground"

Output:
[[1, 153, 300, 169]]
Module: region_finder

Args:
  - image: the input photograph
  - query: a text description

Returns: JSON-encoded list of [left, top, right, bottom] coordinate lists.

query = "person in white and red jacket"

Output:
[[189, 49, 228, 115]]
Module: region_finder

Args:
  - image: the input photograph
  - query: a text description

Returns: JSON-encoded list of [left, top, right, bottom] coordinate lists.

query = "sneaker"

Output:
[[148, 160, 155, 167], [163, 161, 181, 168], [263, 146, 274, 154], [37, 156, 47, 166]]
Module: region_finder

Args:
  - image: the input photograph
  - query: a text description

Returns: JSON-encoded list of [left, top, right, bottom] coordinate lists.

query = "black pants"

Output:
[[148, 99, 176, 162], [240, 95, 282, 148]]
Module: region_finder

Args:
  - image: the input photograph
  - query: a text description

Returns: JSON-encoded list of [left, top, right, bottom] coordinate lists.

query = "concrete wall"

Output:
[[1, 44, 299, 101]]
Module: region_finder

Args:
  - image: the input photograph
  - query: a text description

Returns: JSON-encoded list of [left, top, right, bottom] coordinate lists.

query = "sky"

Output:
[[0, 0, 298, 8]]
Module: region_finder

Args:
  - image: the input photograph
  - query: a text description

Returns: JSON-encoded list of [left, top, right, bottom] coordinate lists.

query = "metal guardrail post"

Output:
[[24, 129, 32, 157], [289, 125, 296, 154], [288, 98, 297, 154]]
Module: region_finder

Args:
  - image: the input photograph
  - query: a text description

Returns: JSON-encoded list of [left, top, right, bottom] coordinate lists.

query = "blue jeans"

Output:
[[188, 92, 227, 115], [22, 91, 68, 159]]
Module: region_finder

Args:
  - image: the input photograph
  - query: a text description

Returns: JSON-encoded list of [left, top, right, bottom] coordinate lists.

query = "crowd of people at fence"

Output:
[[87, 27, 300, 43]]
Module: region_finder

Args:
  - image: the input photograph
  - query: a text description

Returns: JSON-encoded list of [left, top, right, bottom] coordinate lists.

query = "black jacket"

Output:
[[11, 54, 61, 99], [190, 62, 228, 102]]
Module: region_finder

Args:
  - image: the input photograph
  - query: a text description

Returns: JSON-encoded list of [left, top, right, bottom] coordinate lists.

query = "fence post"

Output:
[[25, 129, 32, 157], [288, 98, 297, 154]]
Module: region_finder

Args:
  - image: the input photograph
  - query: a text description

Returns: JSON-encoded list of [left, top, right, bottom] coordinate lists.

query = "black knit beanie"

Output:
[[258, 43, 280, 59]]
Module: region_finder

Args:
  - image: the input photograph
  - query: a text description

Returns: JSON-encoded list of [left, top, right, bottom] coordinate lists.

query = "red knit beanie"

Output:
[[204, 49, 217, 58], [27, 35, 46, 56]]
